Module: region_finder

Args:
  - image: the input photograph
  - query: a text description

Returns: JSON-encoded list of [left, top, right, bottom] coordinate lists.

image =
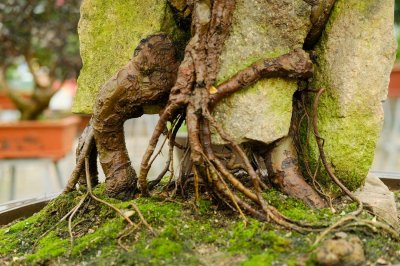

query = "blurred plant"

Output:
[[0, 0, 81, 120]]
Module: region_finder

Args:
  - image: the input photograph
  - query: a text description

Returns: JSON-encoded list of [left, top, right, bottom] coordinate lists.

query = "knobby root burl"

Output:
[[64, 0, 399, 239]]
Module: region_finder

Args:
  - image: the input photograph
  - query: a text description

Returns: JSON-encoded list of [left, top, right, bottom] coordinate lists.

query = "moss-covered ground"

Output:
[[0, 186, 399, 265]]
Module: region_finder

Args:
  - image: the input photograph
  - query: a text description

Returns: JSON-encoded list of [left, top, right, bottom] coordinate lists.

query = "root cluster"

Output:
[[63, 0, 399, 243]]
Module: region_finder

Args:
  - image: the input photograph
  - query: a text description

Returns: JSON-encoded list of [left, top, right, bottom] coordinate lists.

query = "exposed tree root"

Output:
[[264, 136, 327, 209], [293, 90, 335, 211], [314, 215, 400, 246], [60, 158, 153, 253], [64, 125, 95, 194], [117, 221, 142, 252], [304, 0, 337, 49]]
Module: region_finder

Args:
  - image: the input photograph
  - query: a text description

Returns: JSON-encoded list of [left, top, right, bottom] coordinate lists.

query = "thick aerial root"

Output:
[[304, 0, 337, 49], [91, 33, 179, 198], [64, 33, 180, 197], [209, 48, 314, 106], [265, 136, 327, 208], [93, 124, 138, 200]]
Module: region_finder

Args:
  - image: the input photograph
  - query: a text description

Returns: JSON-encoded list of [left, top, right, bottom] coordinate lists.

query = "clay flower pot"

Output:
[[0, 94, 15, 109], [0, 116, 80, 160], [388, 64, 400, 98]]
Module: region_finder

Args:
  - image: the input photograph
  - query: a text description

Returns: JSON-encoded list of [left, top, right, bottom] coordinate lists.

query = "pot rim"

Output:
[[0, 192, 59, 225]]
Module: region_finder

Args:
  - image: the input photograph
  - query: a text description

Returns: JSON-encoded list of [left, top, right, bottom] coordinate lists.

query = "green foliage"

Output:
[[397, 34, 400, 60], [0, 0, 82, 83], [395, 0, 400, 26]]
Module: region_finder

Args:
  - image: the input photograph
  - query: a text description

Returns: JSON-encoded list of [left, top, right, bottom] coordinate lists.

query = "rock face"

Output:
[[72, 0, 183, 114], [314, 236, 365, 266], [212, 0, 311, 144], [305, 0, 396, 191], [354, 175, 399, 229]]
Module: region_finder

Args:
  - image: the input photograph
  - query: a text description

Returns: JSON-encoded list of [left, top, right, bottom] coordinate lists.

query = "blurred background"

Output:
[[0, 0, 399, 205]]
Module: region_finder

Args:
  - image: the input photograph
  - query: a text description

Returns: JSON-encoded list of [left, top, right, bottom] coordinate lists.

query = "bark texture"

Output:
[[265, 136, 326, 208]]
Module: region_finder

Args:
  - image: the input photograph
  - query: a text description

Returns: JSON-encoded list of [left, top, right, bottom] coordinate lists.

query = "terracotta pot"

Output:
[[388, 64, 400, 98], [0, 94, 15, 109], [0, 116, 80, 160]]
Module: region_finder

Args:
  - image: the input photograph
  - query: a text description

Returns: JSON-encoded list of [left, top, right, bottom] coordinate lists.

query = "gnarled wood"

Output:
[[264, 136, 326, 208], [92, 33, 179, 199]]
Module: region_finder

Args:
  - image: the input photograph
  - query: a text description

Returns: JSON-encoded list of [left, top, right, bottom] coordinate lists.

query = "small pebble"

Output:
[[335, 232, 347, 239]]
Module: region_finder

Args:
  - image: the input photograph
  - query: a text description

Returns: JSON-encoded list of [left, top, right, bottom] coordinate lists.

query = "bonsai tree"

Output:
[[0, 0, 81, 120], [66, 0, 396, 225], [0, 1, 399, 264]]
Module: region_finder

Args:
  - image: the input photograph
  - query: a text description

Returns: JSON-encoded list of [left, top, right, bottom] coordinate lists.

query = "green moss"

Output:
[[148, 237, 183, 257], [263, 189, 335, 223], [26, 231, 68, 262], [0, 187, 398, 265], [301, 91, 380, 192], [228, 222, 290, 254], [198, 199, 213, 215], [241, 252, 277, 266], [72, 219, 125, 256]]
